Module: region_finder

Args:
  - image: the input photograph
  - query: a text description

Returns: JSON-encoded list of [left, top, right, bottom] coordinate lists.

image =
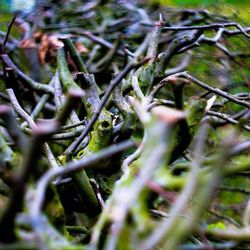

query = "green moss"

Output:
[[207, 221, 226, 230]]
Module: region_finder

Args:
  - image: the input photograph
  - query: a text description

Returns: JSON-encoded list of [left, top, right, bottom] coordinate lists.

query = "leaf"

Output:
[[206, 95, 217, 111], [75, 41, 88, 54], [19, 38, 36, 48], [38, 34, 63, 64]]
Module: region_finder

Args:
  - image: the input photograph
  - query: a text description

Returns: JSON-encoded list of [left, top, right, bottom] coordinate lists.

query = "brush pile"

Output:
[[0, 1, 250, 249]]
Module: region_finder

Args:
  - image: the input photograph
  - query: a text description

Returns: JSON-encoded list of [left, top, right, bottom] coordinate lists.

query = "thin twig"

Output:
[[162, 22, 250, 38], [207, 110, 250, 131], [0, 105, 26, 151], [208, 209, 241, 228], [230, 140, 250, 155], [60, 37, 88, 73], [50, 128, 82, 140], [30, 139, 136, 219], [140, 120, 210, 250], [181, 72, 250, 108], [2, 55, 54, 94], [6, 89, 37, 129], [2, 15, 17, 53], [64, 58, 150, 156]]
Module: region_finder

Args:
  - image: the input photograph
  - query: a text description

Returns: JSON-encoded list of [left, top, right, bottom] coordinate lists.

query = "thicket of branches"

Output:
[[0, 1, 250, 249]]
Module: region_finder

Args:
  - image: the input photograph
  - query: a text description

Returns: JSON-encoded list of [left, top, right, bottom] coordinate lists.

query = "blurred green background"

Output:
[[151, 0, 250, 22], [153, 0, 250, 5]]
